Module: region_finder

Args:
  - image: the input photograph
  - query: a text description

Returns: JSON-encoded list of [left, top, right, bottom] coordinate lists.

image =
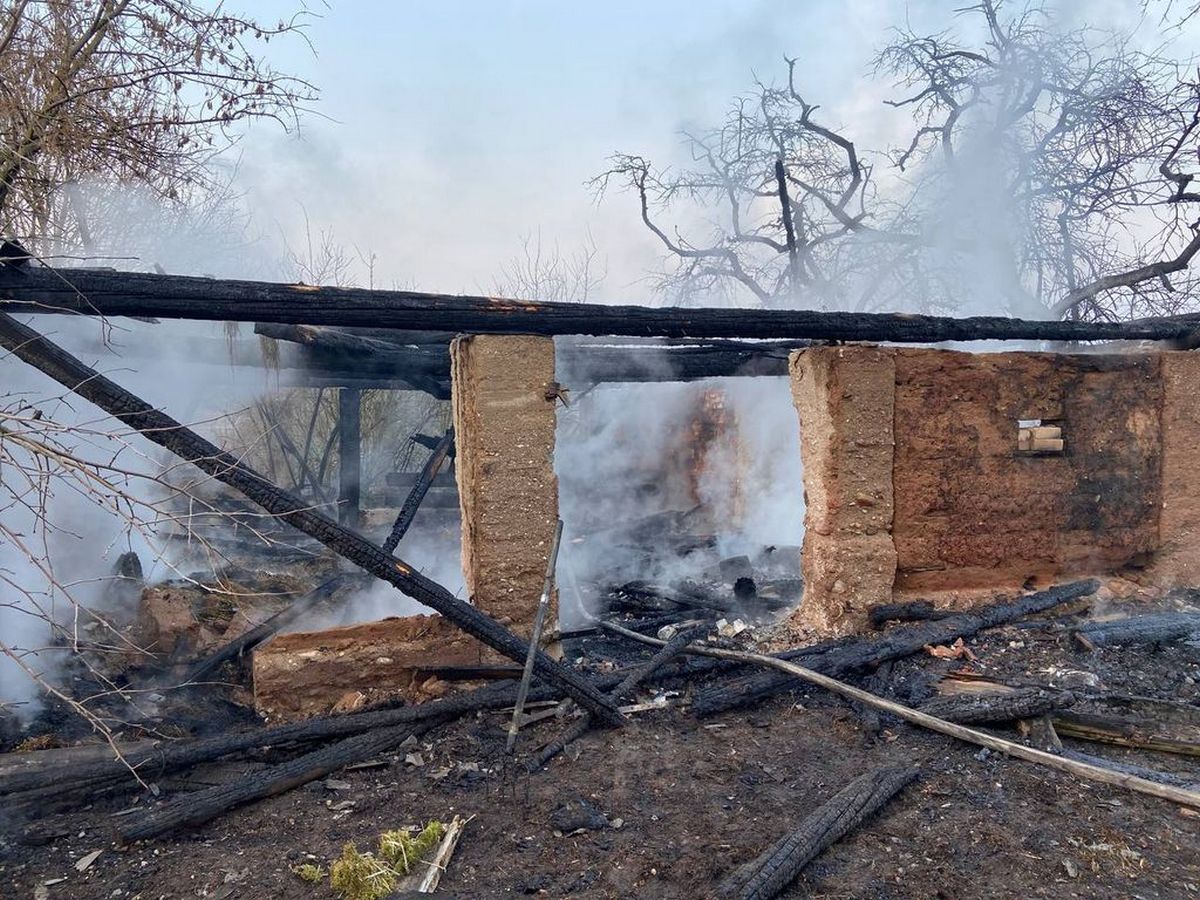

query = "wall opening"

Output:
[[552, 373, 804, 628], [1017, 417, 1064, 455]]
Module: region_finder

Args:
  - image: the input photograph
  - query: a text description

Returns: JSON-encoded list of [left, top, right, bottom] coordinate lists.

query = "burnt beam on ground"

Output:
[[3, 266, 1198, 342]]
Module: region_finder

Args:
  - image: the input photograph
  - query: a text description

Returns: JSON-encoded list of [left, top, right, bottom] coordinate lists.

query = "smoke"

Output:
[[554, 343, 803, 625], [0, 174, 297, 721]]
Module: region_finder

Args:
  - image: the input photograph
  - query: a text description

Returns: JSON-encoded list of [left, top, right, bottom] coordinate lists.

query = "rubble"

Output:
[[252, 615, 486, 721]]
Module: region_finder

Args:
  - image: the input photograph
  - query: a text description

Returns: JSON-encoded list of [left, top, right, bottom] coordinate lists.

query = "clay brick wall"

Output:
[[451, 334, 559, 636], [1149, 352, 1200, 586], [892, 350, 1162, 592], [791, 346, 1167, 633], [253, 616, 482, 721], [790, 346, 897, 633]]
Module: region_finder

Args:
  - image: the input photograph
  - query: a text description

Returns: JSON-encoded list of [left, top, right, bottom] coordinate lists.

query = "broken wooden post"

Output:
[[338, 387, 362, 528], [0, 312, 623, 727], [382, 428, 454, 553]]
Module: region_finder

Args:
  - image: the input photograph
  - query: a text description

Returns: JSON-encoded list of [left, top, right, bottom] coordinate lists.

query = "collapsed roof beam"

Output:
[[3, 266, 1199, 343]]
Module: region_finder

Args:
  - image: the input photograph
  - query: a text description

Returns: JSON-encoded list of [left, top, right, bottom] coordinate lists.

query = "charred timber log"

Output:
[[1073, 612, 1200, 648], [717, 766, 919, 900], [916, 689, 1077, 725], [382, 428, 454, 553], [255, 323, 452, 396], [0, 313, 623, 727], [868, 600, 952, 629], [1052, 711, 1200, 758], [1, 674, 625, 802], [531, 624, 709, 770], [183, 574, 356, 684], [4, 266, 1199, 343], [692, 581, 1099, 718], [118, 721, 439, 843]]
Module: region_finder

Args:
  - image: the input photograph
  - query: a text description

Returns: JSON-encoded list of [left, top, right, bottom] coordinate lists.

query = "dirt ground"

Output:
[[3, 615, 1200, 899]]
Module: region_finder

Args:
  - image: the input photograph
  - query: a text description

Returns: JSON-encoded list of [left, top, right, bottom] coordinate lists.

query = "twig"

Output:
[[507, 519, 564, 751]]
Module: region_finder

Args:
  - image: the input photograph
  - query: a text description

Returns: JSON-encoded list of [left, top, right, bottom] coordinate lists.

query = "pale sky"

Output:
[[227, 0, 1159, 300]]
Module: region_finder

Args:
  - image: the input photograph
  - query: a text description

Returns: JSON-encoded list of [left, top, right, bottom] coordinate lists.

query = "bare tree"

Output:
[[492, 230, 606, 303], [593, 65, 895, 310], [0, 1, 317, 741], [0, 1, 317, 258], [601, 1, 1200, 320]]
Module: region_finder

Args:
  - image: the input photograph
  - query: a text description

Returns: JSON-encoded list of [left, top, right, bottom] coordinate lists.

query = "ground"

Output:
[[3, 613, 1200, 899]]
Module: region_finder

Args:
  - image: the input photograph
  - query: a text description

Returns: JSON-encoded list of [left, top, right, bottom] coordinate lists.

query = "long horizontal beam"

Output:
[[3, 266, 1199, 342]]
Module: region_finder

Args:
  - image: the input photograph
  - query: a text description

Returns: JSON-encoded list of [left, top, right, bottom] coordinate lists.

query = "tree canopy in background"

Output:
[[598, 0, 1200, 321], [0, 0, 316, 259]]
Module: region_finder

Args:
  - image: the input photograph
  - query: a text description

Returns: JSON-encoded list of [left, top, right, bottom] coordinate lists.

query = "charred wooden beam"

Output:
[[692, 581, 1100, 717], [717, 766, 918, 900], [868, 600, 952, 629], [1052, 710, 1200, 758], [382, 429, 454, 554], [118, 721, 440, 842], [4, 266, 1199, 342], [1073, 612, 1200, 648], [0, 312, 623, 727], [916, 688, 1077, 725]]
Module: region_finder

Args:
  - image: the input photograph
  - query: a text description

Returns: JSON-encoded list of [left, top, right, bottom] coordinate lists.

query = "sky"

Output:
[[226, 0, 1164, 300], [228, 0, 917, 297]]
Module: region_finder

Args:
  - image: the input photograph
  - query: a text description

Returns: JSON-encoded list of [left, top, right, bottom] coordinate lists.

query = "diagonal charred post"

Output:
[[382, 427, 454, 553], [0, 312, 623, 727]]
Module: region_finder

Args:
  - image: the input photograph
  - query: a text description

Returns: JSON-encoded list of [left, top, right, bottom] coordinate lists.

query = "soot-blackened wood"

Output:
[[530, 624, 709, 770], [183, 575, 355, 684], [868, 600, 952, 629], [1, 676, 625, 801], [382, 428, 454, 553], [0, 313, 623, 728], [717, 766, 918, 900], [916, 689, 1077, 725], [337, 387, 362, 528], [1052, 711, 1200, 757], [118, 722, 437, 842], [3, 266, 1198, 342], [693, 580, 1099, 717], [1074, 612, 1200, 648]]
